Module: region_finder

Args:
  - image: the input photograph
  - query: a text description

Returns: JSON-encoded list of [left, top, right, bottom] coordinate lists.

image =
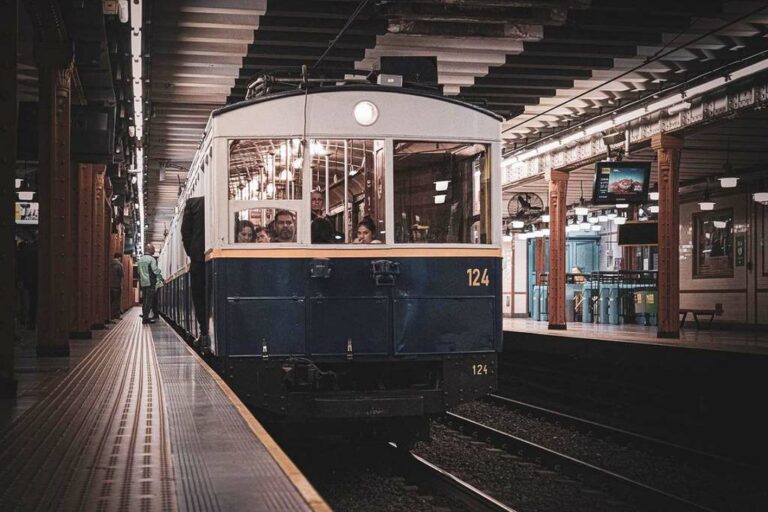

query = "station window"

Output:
[[234, 208, 297, 243], [393, 141, 491, 244], [310, 139, 386, 244], [229, 139, 303, 201]]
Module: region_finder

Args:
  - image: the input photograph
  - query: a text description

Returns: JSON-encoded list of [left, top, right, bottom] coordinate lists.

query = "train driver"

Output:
[[273, 210, 296, 243]]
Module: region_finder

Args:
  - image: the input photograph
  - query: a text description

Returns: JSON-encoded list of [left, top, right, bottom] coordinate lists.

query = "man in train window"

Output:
[[274, 209, 296, 243], [310, 190, 335, 243]]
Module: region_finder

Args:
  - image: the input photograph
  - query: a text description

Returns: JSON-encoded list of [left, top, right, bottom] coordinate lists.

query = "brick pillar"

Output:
[[0, 0, 18, 396], [547, 169, 569, 330], [37, 58, 73, 357], [651, 133, 683, 339]]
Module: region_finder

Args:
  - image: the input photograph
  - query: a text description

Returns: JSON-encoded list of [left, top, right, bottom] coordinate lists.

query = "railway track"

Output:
[[486, 394, 758, 476], [387, 443, 517, 512], [442, 412, 717, 512]]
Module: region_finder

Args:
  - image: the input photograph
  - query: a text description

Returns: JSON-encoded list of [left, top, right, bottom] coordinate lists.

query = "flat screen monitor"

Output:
[[618, 221, 657, 246], [592, 161, 651, 205], [15, 202, 39, 225]]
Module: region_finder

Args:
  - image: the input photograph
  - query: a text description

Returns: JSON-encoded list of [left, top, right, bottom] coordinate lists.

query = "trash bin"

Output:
[[532, 286, 541, 321]]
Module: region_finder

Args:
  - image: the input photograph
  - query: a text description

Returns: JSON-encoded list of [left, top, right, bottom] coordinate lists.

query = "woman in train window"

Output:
[[235, 220, 256, 243], [353, 217, 382, 244]]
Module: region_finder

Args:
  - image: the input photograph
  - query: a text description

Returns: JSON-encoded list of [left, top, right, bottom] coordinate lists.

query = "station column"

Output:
[[547, 169, 569, 330], [651, 133, 683, 339], [36, 48, 74, 357], [0, 0, 18, 396]]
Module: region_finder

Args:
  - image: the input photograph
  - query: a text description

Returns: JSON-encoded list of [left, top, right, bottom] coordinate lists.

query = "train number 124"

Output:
[[472, 364, 488, 375], [466, 268, 490, 287]]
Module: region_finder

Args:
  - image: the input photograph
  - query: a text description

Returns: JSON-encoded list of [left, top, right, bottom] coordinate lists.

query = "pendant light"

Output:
[[575, 181, 589, 216], [698, 180, 716, 211], [718, 143, 739, 188]]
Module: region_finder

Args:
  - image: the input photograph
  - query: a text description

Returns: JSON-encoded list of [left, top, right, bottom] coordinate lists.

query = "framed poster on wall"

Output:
[[693, 208, 734, 279]]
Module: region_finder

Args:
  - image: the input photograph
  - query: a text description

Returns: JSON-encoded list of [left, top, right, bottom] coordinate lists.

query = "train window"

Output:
[[393, 141, 491, 244], [229, 139, 303, 200], [310, 139, 386, 244], [233, 208, 297, 243]]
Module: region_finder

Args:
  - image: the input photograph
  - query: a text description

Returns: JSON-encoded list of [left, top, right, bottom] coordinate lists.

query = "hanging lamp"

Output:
[[718, 143, 739, 188], [698, 180, 716, 211]]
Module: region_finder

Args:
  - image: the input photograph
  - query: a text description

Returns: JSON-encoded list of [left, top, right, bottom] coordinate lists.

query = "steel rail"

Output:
[[487, 393, 760, 476], [386, 443, 517, 512], [443, 412, 716, 512]]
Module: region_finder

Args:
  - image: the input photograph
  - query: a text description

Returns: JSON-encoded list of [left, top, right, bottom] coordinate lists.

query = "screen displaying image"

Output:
[[592, 161, 651, 205], [15, 202, 39, 225]]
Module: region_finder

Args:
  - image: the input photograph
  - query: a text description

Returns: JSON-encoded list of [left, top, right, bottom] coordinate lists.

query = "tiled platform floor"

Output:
[[504, 317, 768, 355], [0, 309, 327, 512]]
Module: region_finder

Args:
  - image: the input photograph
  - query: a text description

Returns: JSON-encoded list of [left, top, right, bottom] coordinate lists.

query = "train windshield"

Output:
[[311, 139, 386, 244], [393, 141, 491, 244]]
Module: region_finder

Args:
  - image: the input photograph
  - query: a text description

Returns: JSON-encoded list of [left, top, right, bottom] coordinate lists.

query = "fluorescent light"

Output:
[[133, 79, 143, 97], [598, 213, 608, 222], [698, 201, 716, 211], [719, 177, 738, 188], [649, 191, 659, 201], [435, 180, 450, 191], [537, 140, 561, 153], [516, 149, 539, 162], [561, 131, 584, 145], [614, 216, 627, 225], [588, 215, 599, 224], [585, 120, 613, 136], [731, 58, 768, 81], [713, 220, 727, 229], [130, 0, 142, 30], [511, 220, 525, 229], [131, 30, 141, 57], [575, 206, 589, 216], [434, 194, 446, 204], [132, 57, 142, 79], [18, 191, 34, 200], [667, 101, 691, 115], [648, 205, 659, 213], [613, 108, 646, 126], [753, 192, 768, 204], [616, 203, 629, 209]]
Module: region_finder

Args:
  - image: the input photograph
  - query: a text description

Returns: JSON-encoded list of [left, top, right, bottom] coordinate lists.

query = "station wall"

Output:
[[679, 192, 768, 325], [502, 237, 528, 317]]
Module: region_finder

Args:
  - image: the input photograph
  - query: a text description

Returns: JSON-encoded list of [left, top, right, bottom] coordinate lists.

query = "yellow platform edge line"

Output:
[[161, 319, 332, 512]]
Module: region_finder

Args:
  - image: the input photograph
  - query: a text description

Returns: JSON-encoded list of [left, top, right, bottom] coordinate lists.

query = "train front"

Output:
[[205, 87, 503, 440]]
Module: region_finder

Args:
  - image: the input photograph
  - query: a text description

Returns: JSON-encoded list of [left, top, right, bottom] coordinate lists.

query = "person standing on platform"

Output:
[[110, 253, 124, 319], [311, 190, 335, 243], [137, 244, 163, 324], [181, 197, 209, 350]]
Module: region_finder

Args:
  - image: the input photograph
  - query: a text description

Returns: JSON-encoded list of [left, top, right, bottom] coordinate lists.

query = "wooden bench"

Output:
[[679, 303, 724, 329]]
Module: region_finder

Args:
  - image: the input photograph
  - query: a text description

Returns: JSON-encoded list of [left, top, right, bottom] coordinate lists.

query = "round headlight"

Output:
[[353, 100, 379, 126]]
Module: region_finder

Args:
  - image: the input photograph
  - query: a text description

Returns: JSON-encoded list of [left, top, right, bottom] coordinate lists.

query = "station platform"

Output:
[[504, 317, 768, 355], [0, 310, 329, 512]]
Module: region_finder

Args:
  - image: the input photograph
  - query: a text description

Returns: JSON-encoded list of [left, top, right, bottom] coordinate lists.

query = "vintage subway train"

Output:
[[157, 82, 503, 443]]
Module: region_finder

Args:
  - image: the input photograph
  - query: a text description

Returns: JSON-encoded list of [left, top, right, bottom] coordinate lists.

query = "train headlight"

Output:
[[353, 100, 379, 126]]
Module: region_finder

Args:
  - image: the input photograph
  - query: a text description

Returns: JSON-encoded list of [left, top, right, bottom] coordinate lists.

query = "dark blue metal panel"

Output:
[[309, 297, 389, 355], [225, 259, 306, 298], [225, 298, 306, 356], [393, 297, 496, 354]]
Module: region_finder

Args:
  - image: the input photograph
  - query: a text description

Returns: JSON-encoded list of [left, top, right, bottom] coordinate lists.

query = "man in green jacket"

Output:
[[137, 243, 163, 324]]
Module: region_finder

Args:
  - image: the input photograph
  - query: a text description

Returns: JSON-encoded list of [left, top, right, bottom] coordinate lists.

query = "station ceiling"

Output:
[[67, 0, 768, 246]]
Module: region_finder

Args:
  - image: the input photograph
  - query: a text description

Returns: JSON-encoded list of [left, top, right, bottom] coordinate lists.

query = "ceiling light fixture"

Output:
[[698, 180, 716, 211]]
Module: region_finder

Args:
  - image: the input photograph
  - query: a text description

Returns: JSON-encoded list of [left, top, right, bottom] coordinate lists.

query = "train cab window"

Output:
[[233, 208, 297, 243], [393, 141, 491, 244], [310, 139, 386, 244], [229, 139, 303, 201]]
